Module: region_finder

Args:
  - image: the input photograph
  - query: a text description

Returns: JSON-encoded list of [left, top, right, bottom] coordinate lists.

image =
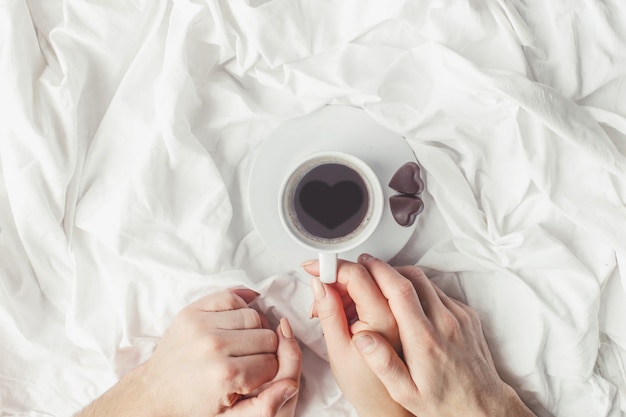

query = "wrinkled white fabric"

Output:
[[0, 0, 625, 416]]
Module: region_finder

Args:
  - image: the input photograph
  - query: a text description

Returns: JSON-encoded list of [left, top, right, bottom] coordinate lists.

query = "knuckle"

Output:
[[380, 314, 398, 332], [440, 313, 462, 338], [338, 262, 370, 284], [419, 323, 439, 348], [262, 330, 279, 351], [316, 302, 340, 322], [390, 384, 415, 408], [445, 295, 478, 325], [393, 279, 417, 299], [242, 308, 262, 328], [223, 291, 246, 310], [368, 256, 388, 269], [349, 262, 370, 279], [175, 306, 195, 326], [370, 350, 396, 377], [202, 332, 226, 354], [179, 313, 205, 339], [399, 266, 427, 282], [216, 361, 240, 381]]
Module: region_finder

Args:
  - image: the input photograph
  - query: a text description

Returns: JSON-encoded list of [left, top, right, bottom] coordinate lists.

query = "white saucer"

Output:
[[248, 106, 420, 272]]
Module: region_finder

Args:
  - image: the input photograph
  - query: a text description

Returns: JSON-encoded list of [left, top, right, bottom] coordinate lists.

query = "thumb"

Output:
[[352, 331, 420, 409], [221, 379, 298, 417]]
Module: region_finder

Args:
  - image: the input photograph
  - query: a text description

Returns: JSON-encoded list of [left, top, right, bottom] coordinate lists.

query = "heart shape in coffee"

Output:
[[299, 180, 364, 230]]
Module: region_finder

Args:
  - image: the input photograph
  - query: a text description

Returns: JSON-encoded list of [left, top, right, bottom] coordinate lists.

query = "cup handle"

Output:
[[318, 252, 338, 284]]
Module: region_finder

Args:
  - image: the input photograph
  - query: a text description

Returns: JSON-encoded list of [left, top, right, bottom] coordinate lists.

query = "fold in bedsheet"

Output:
[[1, 0, 625, 416]]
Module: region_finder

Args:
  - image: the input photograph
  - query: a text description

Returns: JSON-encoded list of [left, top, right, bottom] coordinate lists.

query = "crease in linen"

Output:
[[0, 0, 625, 416]]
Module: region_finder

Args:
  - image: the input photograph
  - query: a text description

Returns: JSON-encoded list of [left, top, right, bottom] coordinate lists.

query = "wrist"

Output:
[[484, 384, 536, 417], [76, 362, 159, 417]]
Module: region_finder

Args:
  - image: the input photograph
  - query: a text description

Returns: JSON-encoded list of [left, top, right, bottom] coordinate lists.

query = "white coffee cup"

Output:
[[278, 151, 384, 283]]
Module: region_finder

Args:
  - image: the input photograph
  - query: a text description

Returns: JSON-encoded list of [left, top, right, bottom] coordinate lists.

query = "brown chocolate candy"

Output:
[[389, 162, 424, 195], [389, 195, 424, 227]]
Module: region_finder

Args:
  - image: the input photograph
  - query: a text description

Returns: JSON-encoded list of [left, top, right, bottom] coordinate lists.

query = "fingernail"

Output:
[[359, 253, 373, 263], [280, 317, 294, 339], [354, 334, 375, 354], [301, 259, 317, 267], [310, 277, 326, 300], [284, 386, 298, 401], [308, 303, 315, 319]]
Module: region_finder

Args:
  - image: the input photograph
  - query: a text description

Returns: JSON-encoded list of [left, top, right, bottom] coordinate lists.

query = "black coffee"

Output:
[[293, 163, 368, 239]]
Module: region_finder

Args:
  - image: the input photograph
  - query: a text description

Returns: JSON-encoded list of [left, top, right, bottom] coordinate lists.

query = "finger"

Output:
[[310, 284, 356, 319], [394, 265, 447, 318], [274, 318, 302, 382], [307, 259, 392, 325], [339, 259, 395, 328], [302, 259, 321, 276], [310, 277, 351, 352], [442, 290, 480, 323], [431, 287, 493, 357], [358, 256, 432, 346], [274, 318, 302, 416], [208, 308, 263, 330], [305, 259, 388, 313], [218, 329, 278, 357], [431, 283, 469, 320], [304, 260, 320, 317], [230, 288, 260, 304], [428, 282, 485, 340], [220, 379, 298, 417], [189, 289, 255, 313], [226, 354, 279, 395], [352, 331, 420, 411], [242, 318, 302, 400]]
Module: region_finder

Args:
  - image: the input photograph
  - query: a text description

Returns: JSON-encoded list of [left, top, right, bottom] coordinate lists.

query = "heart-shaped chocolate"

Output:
[[389, 162, 424, 195], [389, 195, 423, 227], [299, 180, 365, 230]]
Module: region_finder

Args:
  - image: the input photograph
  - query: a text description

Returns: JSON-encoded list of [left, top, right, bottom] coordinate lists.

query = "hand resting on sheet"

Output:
[[306, 255, 538, 417], [75, 289, 301, 417]]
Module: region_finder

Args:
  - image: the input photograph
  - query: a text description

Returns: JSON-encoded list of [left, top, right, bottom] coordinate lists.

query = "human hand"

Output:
[[146, 288, 301, 417], [305, 259, 414, 417], [248, 316, 302, 417], [350, 256, 536, 417], [77, 288, 301, 417]]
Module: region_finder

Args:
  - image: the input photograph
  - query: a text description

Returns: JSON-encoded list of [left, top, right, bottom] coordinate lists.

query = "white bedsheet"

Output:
[[1, 0, 625, 416]]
